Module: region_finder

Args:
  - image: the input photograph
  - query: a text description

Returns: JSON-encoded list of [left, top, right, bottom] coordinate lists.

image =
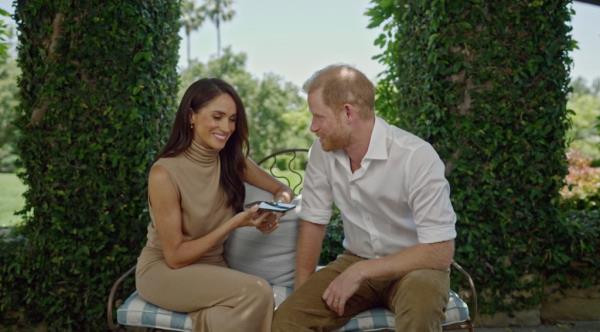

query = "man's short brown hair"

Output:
[[303, 64, 375, 119]]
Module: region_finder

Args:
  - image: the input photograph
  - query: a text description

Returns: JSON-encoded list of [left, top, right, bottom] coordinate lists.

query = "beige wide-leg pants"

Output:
[[136, 247, 273, 332], [272, 252, 450, 332]]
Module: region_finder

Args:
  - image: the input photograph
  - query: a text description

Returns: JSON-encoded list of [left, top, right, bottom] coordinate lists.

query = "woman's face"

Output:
[[190, 93, 237, 151]]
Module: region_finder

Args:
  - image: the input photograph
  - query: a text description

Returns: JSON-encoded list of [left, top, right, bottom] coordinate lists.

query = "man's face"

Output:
[[307, 90, 351, 151]]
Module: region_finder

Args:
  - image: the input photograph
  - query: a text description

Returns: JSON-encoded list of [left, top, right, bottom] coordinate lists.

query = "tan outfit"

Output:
[[272, 252, 449, 332], [136, 140, 273, 332]]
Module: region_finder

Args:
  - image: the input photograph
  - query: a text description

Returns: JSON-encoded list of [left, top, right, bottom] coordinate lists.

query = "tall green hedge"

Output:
[[3, 1, 180, 329], [368, 1, 574, 313]]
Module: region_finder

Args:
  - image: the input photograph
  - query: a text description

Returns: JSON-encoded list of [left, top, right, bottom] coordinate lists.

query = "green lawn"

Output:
[[0, 173, 26, 227]]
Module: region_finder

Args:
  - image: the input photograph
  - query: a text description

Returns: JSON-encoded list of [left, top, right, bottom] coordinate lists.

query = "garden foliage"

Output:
[[566, 88, 600, 160], [0, 58, 19, 172], [367, 0, 578, 313], [561, 150, 600, 210], [0, 7, 10, 63], [0, 1, 180, 329]]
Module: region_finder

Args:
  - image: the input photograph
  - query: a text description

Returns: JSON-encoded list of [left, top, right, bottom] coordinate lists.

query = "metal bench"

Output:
[[107, 148, 477, 331]]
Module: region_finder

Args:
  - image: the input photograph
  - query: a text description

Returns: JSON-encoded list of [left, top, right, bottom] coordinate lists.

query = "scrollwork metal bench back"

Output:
[[257, 148, 309, 195]]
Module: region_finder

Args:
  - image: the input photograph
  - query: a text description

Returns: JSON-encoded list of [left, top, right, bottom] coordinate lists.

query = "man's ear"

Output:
[[343, 103, 356, 122]]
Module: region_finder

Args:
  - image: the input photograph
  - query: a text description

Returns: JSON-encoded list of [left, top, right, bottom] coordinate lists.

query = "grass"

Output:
[[0, 173, 26, 227]]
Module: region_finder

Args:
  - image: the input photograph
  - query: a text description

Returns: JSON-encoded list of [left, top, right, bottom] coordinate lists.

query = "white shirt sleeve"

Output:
[[407, 143, 457, 244], [298, 141, 333, 225]]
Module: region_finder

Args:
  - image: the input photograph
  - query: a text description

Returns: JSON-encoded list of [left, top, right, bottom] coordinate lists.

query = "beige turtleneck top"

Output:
[[143, 140, 235, 265]]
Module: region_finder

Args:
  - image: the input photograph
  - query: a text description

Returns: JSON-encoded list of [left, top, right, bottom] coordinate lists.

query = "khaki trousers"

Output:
[[272, 252, 449, 332], [136, 247, 273, 332]]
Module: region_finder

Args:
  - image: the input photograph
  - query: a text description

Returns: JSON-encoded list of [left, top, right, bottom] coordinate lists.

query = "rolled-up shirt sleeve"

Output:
[[407, 143, 457, 244], [298, 141, 333, 225]]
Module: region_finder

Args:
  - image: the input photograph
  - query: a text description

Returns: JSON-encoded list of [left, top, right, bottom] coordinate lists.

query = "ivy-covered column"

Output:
[[11, 1, 179, 329], [369, 1, 573, 314]]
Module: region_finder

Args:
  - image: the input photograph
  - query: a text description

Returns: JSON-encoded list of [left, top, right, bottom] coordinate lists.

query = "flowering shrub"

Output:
[[560, 150, 600, 210]]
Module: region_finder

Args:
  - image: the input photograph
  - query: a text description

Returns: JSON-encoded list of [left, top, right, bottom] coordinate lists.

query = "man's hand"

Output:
[[322, 261, 366, 316]]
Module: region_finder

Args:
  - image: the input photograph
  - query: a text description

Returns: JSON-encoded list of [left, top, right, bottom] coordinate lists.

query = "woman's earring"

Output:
[[190, 123, 194, 129]]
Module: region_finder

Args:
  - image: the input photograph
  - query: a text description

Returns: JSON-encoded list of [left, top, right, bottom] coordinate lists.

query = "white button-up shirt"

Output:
[[298, 117, 456, 259]]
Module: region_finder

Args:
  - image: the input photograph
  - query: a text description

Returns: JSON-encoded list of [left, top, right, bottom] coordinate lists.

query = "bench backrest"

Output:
[[257, 148, 309, 195]]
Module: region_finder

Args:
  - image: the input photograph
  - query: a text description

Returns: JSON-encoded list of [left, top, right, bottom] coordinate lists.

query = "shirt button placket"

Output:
[[364, 214, 378, 257]]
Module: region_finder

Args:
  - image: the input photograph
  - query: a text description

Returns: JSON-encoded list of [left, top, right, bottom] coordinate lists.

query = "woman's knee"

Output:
[[242, 276, 274, 307]]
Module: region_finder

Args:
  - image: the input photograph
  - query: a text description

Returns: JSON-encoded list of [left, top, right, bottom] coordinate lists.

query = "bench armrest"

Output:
[[451, 261, 478, 325]]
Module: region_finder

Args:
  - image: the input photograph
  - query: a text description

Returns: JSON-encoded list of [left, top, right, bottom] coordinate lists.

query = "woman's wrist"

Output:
[[273, 185, 294, 203], [231, 208, 251, 228]]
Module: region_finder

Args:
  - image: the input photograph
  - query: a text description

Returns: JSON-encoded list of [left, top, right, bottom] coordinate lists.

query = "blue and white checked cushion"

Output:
[[117, 291, 192, 331], [117, 286, 469, 331]]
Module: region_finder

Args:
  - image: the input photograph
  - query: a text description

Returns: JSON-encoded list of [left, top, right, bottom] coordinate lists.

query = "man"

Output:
[[272, 64, 456, 332]]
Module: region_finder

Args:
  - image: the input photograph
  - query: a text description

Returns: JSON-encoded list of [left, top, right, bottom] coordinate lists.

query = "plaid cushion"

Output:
[[117, 291, 192, 331], [117, 287, 469, 331], [444, 289, 471, 326]]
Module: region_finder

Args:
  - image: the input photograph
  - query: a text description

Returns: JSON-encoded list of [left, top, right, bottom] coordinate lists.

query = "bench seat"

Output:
[[116, 285, 470, 332]]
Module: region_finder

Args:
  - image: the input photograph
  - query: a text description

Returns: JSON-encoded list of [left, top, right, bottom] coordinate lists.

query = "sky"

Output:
[[177, 0, 384, 87], [1, 0, 599, 88]]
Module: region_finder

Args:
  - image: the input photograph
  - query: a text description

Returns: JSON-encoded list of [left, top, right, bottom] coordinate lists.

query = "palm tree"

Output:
[[204, 0, 235, 58], [180, 0, 206, 67], [0, 8, 11, 64]]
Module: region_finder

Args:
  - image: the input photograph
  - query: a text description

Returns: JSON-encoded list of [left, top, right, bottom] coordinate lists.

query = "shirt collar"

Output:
[[363, 117, 388, 161], [332, 116, 389, 163]]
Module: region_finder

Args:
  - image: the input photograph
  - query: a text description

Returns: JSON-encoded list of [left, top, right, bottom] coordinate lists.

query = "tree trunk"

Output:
[[12, 1, 180, 329]]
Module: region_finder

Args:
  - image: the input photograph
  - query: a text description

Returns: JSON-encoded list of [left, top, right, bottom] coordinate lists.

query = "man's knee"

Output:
[[272, 269, 339, 331], [390, 269, 449, 330], [272, 300, 292, 330], [401, 269, 448, 292], [272, 293, 314, 332]]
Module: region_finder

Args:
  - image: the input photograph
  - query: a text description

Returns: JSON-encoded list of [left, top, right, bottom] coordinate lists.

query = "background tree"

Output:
[[0, 8, 9, 64], [0, 16, 18, 172], [204, 0, 235, 57], [368, 0, 574, 314], [567, 77, 600, 160], [1, 1, 180, 329], [592, 78, 600, 96], [0, 57, 19, 172], [180, 48, 312, 160], [571, 76, 591, 95], [180, 0, 206, 67]]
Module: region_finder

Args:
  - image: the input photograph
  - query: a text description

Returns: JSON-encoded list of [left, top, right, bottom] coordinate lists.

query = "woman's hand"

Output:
[[255, 211, 280, 234], [234, 205, 278, 233]]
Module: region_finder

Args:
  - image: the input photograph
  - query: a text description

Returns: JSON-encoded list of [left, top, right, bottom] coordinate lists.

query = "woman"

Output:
[[136, 78, 293, 332]]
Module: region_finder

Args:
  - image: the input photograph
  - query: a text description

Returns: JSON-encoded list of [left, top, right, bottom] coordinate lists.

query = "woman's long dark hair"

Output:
[[156, 78, 249, 212]]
